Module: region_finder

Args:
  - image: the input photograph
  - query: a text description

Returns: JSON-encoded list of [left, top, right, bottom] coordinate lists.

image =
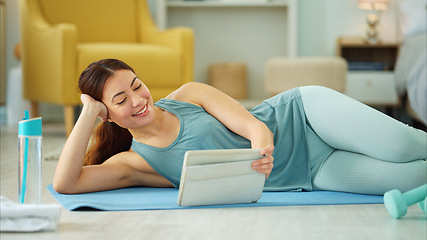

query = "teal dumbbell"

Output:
[[384, 184, 427, 219], [418, 197, 426, 213]]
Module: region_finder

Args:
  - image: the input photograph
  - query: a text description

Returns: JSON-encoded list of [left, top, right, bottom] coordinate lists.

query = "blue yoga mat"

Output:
[[47, 184, 383, 211]]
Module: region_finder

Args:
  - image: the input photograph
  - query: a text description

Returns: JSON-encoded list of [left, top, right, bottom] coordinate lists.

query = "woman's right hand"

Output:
[[80, 94, 109, 122], [252, 145, 274, 179]]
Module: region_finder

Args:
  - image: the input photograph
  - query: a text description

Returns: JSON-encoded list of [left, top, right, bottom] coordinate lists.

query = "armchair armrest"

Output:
[[21, 11, 79, 104]]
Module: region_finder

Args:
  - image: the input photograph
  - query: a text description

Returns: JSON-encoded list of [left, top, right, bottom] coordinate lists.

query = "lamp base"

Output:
[[365, 13, 379, 45], [365, 31, 379, 44]]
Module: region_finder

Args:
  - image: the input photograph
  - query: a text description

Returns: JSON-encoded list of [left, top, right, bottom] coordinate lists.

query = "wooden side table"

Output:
[[337, 37, 400, 107]]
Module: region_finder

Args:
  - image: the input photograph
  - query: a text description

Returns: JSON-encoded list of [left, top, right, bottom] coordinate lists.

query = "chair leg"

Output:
[[64, 105, 75, 137], [30, 101, 39, 117]]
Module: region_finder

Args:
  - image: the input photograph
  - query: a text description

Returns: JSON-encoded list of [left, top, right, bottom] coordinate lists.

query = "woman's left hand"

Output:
[[252, 145, 274, 179]]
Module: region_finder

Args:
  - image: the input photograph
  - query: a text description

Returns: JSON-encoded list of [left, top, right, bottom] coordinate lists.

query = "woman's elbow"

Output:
[[52, 181, 66, 194], [52, 179, 75, 194]]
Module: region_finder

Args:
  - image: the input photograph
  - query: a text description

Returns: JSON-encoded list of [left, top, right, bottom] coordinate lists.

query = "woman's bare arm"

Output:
[[168, 82, 275, 178], [52, 94, 172, 194], [52, 95, 105, 193]]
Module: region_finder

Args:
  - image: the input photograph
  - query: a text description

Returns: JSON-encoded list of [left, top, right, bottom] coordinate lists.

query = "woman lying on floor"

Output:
[[52, 59, 427, 195]]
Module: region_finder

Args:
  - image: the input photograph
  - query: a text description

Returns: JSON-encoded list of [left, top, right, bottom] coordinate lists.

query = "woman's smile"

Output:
[[132, 104, 148, 117]]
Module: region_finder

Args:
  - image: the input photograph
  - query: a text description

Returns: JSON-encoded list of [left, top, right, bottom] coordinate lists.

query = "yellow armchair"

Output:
[[19, 0, 194, 136]]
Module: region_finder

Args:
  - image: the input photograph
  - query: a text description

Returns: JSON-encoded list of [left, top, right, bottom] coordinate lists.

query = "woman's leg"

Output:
[[299, 86, 426, 163], [312, 150, 426, 195], [300, 86, 426, 194]]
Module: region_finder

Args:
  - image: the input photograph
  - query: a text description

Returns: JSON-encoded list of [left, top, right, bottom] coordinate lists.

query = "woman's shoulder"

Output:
[[165, 82, 208, 106]]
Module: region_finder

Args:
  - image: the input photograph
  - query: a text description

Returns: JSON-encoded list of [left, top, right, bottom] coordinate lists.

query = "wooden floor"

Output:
[[1, 123, 426, 240]]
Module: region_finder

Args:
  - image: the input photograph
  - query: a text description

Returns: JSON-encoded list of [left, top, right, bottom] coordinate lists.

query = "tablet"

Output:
[[177, 148, 266, 207]]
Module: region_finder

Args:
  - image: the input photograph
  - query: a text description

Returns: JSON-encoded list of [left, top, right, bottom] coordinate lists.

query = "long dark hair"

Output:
[[78, 59, 134, 165]]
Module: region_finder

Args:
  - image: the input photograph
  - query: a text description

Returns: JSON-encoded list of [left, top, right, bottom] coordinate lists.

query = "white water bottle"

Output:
[[18, 111, 42, 204]]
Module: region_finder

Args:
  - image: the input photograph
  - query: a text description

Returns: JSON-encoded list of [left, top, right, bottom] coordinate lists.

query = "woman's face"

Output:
[[102, 69, 155, 129]]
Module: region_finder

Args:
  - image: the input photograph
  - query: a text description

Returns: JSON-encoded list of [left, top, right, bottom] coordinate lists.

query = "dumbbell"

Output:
[[418, 197, 426, 213], [383, 184, 427, 219]]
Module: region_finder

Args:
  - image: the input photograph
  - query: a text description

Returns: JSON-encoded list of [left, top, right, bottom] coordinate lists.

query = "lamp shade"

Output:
[[358, 0, 389, 10]]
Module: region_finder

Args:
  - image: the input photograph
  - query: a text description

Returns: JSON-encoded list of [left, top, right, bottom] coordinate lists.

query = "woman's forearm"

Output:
[[249, 121, 274, 149], [52, 104, 100, 192]]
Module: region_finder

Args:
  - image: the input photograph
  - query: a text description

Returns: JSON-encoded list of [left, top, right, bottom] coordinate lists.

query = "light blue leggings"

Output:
[[299, 86, 427, 195]]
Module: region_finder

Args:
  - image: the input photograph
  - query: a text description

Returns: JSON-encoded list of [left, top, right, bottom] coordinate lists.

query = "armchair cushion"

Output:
[[78, 43, 181, 87]]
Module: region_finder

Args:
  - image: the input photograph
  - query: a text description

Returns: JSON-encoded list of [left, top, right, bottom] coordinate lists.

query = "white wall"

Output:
[[164, 3, 294, 100], [4, 0, 19, 76], [2, 0, 400, 123], [2, 0, 24, 125]]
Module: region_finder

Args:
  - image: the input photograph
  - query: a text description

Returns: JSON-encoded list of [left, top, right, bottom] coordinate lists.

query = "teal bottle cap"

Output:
[[18, 111, 42, 136]]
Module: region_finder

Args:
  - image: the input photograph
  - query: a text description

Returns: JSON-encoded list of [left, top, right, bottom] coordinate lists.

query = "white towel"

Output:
[[0, 196, 61, 232]]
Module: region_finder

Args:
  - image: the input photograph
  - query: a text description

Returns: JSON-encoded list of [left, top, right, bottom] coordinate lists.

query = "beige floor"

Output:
[[1, 123, 426, 240]]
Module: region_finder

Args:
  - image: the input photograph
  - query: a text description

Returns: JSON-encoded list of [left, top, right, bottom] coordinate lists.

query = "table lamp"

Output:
[[358, 0, 389, 44]]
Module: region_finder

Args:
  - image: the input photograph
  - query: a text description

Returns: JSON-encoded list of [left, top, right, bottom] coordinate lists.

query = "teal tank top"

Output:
[[131, 88, 333, 191]]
